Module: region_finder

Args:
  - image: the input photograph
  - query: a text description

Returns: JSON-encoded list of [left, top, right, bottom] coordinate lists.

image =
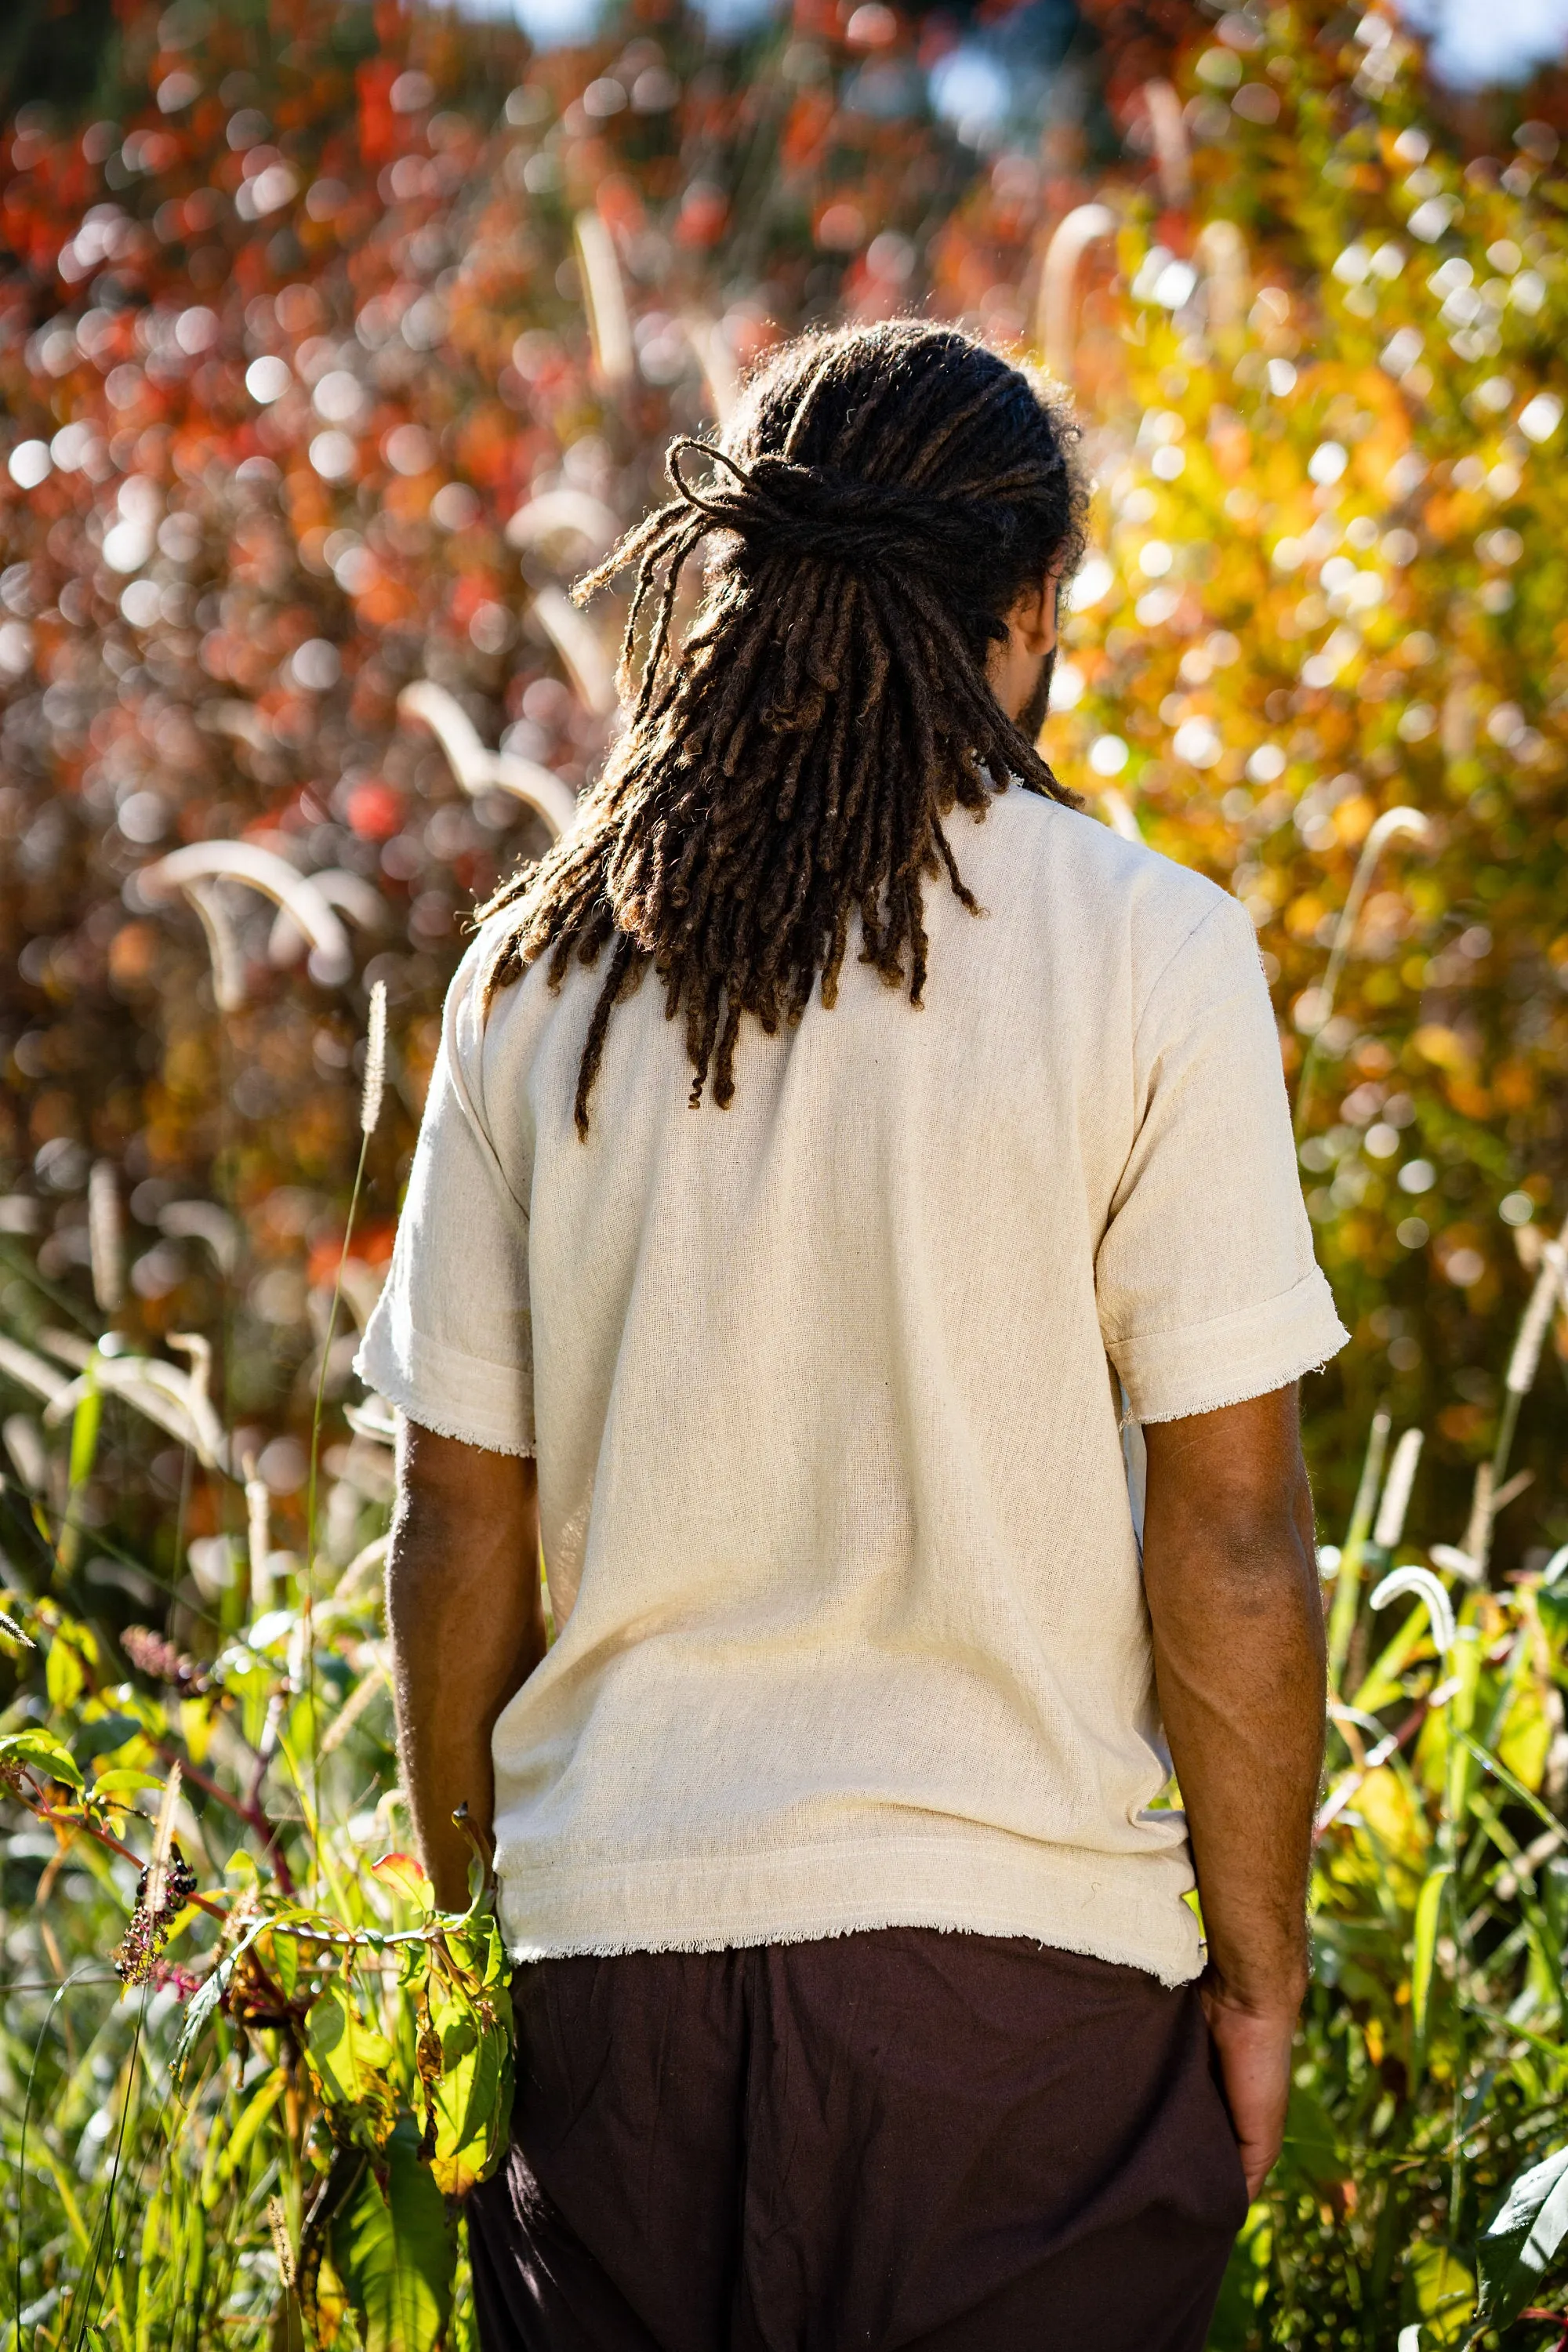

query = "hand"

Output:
[[1200, 1970, 1301, 2201]]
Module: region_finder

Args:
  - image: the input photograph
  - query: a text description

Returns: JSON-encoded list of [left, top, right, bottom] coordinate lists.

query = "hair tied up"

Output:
[[662, 435, 1001, 579], [491, 321, 1088, 1134]]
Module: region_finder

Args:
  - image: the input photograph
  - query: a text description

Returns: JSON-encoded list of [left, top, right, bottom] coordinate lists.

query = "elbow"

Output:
[[1196, 1502, 1323, 1635]]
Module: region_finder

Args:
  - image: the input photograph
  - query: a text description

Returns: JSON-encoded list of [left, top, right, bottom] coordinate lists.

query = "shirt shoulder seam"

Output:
[[1130, 888, 1246, 1058]]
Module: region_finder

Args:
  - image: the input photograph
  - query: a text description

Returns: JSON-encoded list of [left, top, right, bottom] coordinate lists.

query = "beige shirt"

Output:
[[358, 787, 1346, 1985]]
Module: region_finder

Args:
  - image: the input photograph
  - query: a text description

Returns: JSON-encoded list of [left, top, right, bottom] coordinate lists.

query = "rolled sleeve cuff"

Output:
[[354, 1314, 535, 1459], [1109, 1268, 1348, 1425]]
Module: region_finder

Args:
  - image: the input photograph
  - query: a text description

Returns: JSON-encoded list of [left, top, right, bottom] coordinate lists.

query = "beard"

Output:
[[1017, 647, 1056, 746]]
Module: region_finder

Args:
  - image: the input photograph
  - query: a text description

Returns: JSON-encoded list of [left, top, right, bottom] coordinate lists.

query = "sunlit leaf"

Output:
[[270, 1922, 302, 2002], [306, 1977, 397, 2153], [1479, 2144, 1568, 2325], [329, 2117, 456, 2352], [67, 1378, 102, 1496], [1407, 2240, 1475, 2346], [372, 1852, 434, 1915], [0, 1726, 84, 1790], [220, 2066, 289, 2185], [90, 1766, 164, 1801], [45, 1622, 96, 1710], [423, 1967, 514, 2199]]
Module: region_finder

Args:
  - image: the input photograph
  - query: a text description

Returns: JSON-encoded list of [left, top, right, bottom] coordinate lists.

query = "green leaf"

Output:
[[307, 1977, 397, 2154], [270, 1922, 302, 2002], [172, 1920, 267, 2075], [220, 2065, 289, 2186], [1407, 2240, 1475, 2345], [45, 1627, 88, 1709], [1207, 2206, 1272, 2349], [175, 1958, 233, 2076], [1464, 1733, 1563, 1838], [0, 1726, 84, 1790], [1479, 2144, 1568, 2325], [1410, 1862, 1453, 2082], [67, 1380, 102, 1496], [330, 2116, 456, 2352], [90, 1766, 165, 1802], [423, 1973, 513, 2200], [1279, 2081, 1346, 2189], [299, 2146, 365, 2351]]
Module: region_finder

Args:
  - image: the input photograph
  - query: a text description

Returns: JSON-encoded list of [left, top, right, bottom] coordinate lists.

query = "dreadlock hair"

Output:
[[483, 319, 1090, 1134]]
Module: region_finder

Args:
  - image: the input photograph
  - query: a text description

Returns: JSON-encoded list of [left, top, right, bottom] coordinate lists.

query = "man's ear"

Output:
[[1019, 572, 1062, 656]]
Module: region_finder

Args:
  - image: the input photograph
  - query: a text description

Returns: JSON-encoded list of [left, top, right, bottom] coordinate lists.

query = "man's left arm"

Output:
[[385, 1419, 546, 1910]]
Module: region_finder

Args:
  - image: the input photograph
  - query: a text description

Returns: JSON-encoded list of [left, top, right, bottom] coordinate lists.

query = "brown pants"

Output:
[[466, 1928, 1247, 2352]]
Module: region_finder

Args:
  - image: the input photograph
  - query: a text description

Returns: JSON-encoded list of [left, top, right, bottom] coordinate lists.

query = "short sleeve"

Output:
[[354, 936, 535, 1456], [1097, 894, 1347, 1424]]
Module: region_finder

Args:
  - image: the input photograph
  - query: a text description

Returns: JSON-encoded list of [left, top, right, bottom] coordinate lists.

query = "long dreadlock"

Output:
[[482, 320, 1090, 1133]]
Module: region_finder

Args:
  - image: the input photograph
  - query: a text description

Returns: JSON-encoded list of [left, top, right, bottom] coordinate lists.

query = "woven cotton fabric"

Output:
[[358, 788, 1347, 1986]]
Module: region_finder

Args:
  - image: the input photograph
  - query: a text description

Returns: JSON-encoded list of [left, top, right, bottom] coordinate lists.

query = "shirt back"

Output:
[[359, 786, 1345, 1985]]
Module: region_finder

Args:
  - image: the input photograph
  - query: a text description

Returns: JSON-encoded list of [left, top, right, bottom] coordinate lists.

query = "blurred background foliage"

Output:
[[10, 0, 1568, 2342], [6, 0, 1568, 1576]]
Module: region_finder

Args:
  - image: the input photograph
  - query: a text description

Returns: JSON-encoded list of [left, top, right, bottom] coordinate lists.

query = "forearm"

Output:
[[386, 1425, 545, 1909], [1143, 1419, 1325, 2009]]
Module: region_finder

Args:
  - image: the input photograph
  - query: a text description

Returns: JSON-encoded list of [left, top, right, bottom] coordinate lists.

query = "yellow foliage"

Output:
[[1412, 1025, 1475, 1076]]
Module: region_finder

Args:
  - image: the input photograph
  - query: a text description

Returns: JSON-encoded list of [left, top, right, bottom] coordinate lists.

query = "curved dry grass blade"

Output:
[[1490, 1230, 1568, 1515], [182, 878, 246, 1012], [246, 1471, 274, 1615], [158, 1201, 238, 1274], [504, 488, 620, 563], [345, 1396, 397, 1446], [683, 313, 738, 426], [1370, 1563, 1457, 1657], [1295, 808, 1431, 1131], [165, 1330, 212, 1412], [87, 1163, 123, 1317], [1462, 1461, 1496, 1584], [143, 1761, 183, 1921], [1036, 203, 1116, 380], [397, 680, 578, 838], [141, 843, 353, 983], [0, 1335, 71, 1406], [1373, 1428, 1424, 1551], [533, 585, 617, 717], [1196, 217, 1249, 338], [42, 1356, 227, 1470], [270, 869, 385, 967], [1141, 80, 1191, 212], [574, 209, 635, 393]]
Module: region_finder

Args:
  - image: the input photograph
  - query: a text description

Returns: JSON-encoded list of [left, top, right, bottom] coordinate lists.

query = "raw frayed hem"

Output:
[[1131, 1347, 1343, 1428], [505, 1913, 1202, 1990], [361, 1381, 537, 1461]]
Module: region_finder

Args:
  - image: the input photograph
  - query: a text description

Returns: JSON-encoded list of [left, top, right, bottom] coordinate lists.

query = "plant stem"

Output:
[[1328, 1409, 1391, 1691], [68, 1980, 149, 2352], [303, 1127, 370, 1900]]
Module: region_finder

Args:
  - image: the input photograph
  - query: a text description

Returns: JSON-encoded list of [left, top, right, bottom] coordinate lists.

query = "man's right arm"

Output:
[[385, 1420, 546, 1911], [1141, 1381, 1325, 2201]]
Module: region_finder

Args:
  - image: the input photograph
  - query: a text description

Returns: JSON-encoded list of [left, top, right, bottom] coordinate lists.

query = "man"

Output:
[[358, 321, 1345, 2350]]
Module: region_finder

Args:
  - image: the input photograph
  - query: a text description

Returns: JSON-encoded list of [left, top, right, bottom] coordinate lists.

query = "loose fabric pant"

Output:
[[466, 1927, 1247, 2352]]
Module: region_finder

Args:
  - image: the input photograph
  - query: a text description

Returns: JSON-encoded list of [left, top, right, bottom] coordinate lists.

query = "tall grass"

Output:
[[0, 984, 511, 2352], [5, 1033, 1568, 2352], [2, 605, 1566, 2352]]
